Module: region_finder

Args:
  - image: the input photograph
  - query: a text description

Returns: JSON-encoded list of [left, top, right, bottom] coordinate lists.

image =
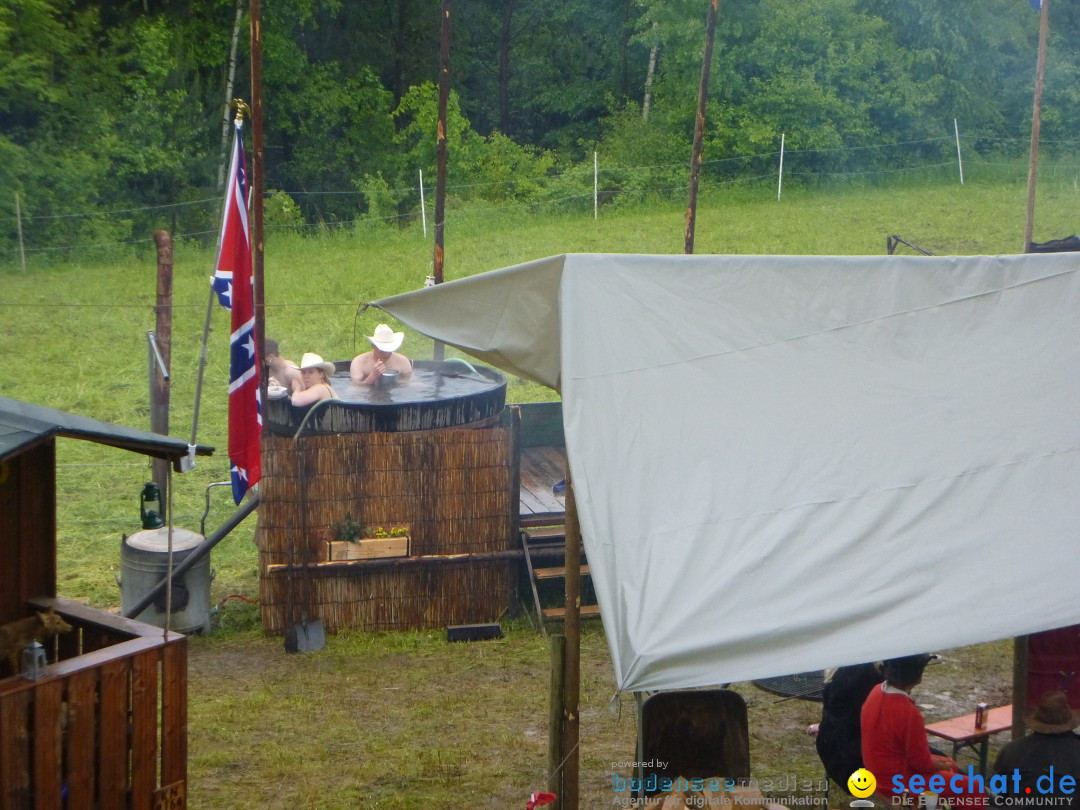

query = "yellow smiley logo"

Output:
[[847, 768, 877, 798]]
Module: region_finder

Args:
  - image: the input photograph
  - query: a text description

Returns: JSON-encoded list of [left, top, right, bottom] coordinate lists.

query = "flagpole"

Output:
[[190, 102, 248, 459], [251, 0, 266, 395], [1024, 0, 1049, 253], [189, 274, 217, 456]]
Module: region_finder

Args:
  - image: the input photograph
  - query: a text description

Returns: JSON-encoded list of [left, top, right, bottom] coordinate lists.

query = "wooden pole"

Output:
[[1012, 635, 1029, 740], [548, 633, 566, 809], [1023, 0, 1049, 253], [151, 230, 173, 504], [250, 0, 267, 390], [432, 0, 451, 362], [14, 192, 26, 272], [684, 0, 719, 255], [560, 474, 581, 809]]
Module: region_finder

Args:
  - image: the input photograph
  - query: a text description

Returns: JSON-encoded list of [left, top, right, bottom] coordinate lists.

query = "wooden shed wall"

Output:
[[257, 422, 517, 633], [0, 441, 57, 624]]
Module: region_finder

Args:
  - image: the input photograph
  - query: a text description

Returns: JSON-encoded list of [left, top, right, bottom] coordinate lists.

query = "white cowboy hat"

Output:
[[367, 323, 404, 352], [298, 353, 336, 376]]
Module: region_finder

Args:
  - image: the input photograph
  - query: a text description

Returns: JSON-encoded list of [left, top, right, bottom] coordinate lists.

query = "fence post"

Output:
[[15, 192, 27, 272], [151, 231, 173, 504], [593, 152, 598, 220], [777, 133, 785, 201], [419, 169, 427, 237], [954, 119, 964, 185]]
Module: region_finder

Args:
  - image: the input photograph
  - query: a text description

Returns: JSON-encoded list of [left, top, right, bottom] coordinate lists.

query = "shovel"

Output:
[[284, 613, 325, 653], [285, 537, 325, 653], [285, 445, 326, 653]]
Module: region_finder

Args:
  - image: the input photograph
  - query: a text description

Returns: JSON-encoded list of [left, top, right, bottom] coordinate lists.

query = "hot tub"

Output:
[[263, 359, 507, 435], [257, 357, 516, 634]]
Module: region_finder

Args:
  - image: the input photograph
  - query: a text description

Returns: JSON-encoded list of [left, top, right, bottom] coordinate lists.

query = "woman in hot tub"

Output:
[[290, 353, 339, 406]]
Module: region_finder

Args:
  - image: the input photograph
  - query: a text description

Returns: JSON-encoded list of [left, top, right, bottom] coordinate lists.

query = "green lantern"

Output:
[[140, 482, 164, 529]]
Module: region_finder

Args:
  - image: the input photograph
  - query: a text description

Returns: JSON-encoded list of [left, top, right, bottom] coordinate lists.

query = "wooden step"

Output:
[[522, 525, 566, 541], [526, 545, 586, 560], [534, 565, 591, 580], [520, 513, 567, 529], [542, 604, 602, 620]]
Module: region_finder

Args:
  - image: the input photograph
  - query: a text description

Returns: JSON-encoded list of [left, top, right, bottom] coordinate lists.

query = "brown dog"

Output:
[[0, 609, 74, 674]]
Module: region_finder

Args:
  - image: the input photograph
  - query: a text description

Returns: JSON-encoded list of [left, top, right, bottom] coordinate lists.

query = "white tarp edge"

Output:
[[374, 255, 565, 389], [376, 252, 1080, 693]]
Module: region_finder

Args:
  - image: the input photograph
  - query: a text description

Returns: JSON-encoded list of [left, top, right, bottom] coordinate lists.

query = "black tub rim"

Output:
[[263, 359, 508, 435]]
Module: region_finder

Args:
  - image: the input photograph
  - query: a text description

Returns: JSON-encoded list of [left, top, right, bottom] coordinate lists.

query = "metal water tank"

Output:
[[118, 527, 212, 634]]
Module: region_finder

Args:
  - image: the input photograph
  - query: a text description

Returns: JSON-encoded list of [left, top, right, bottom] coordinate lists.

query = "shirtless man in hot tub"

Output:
[[350, 324, 413, 385]]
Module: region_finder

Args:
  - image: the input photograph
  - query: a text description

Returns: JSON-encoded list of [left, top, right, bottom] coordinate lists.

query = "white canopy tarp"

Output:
[[375, 253, 1080, 693]]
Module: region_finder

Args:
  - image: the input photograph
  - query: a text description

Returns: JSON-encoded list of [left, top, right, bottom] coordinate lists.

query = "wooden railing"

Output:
[[0, 597, 187, 810]]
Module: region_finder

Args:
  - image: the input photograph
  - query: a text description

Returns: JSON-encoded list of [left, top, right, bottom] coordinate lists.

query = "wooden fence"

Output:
[[0, 597, 187, 810]]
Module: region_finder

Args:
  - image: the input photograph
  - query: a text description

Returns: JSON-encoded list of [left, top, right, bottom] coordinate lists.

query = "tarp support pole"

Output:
[[636, 691, 645, 802], [1012, 635, 1028, 740], [560, 475, 581, 809], [548, 633, 567, 809], [432, 0, 451, 363]]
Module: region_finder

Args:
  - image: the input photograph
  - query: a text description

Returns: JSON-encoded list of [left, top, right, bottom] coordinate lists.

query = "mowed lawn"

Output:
[[0, 176, 1056, 806]]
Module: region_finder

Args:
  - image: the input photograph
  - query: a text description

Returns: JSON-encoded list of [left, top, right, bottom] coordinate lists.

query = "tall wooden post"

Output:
[[250, 0, 267, 385], [1012, 635, 1029, 740], [548, 634, 567, 808], [560, 475, 581, 809], [1023, 0, 1049, 253], [433, 0, 451, 362], [684, 0, 719, 255], [151, 231, 173, 501]]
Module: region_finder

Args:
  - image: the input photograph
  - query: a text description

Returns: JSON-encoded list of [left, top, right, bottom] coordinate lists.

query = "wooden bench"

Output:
[[925, 704, 1012, 777]]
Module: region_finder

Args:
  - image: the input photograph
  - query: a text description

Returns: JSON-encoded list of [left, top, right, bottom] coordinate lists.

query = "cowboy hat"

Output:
[[367, 323, 404, 353], [1026, 690, 1080, 734], [299, 353, 336, 377]]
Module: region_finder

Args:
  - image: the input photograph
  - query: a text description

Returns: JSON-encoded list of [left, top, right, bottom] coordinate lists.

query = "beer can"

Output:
[[975, 702, 989, 729]]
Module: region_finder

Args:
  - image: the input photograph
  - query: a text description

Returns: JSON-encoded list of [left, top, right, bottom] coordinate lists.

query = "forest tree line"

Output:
[[2, 0, 1077, 253]]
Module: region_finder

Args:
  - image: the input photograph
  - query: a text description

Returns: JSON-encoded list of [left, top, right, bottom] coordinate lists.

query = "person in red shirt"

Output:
[[862, 654, 986, 807]]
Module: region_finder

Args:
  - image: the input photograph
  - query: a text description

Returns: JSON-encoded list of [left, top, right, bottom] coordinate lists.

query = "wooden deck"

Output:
[[519, 446, 566, 525]]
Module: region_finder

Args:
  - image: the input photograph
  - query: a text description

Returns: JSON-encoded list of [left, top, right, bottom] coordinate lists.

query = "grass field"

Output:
[[0, 175, 1052, 807]]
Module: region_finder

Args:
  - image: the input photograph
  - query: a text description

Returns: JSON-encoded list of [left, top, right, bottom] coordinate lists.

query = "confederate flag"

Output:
[[212, 119, 262, 504]]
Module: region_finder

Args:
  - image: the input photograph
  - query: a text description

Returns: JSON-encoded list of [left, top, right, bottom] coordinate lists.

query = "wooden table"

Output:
[[925, 705, 1012, 777]]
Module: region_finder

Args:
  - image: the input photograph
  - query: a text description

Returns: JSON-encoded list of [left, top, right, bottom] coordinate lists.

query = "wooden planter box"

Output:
[[326, 535, 410, 561]]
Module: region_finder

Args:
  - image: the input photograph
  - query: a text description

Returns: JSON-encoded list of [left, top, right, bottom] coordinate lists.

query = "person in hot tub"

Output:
[[265, 338, 301, 391], [350, 324, 413, 385], [290, 353, 339, 406]]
